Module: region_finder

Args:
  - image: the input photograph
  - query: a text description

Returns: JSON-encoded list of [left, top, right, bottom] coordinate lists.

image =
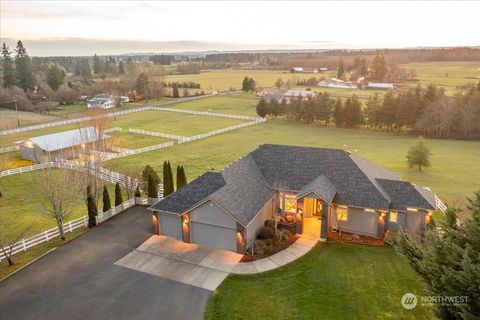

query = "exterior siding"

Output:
[[189, 200, 237, 228], [246, 198, 274, 244]]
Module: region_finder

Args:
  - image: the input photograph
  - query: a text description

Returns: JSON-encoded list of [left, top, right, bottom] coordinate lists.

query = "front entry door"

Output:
[[313, 199, 323, 217]]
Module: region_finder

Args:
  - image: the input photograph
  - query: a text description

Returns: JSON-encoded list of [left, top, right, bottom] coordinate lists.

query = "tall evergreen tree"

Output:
[[176, 165, 187, 189], [46, 64, 65, 90], [370, 53, 387, 81], [93, 54, 102, 74], [102, 185, 111, 212], [14, 41, 34, 91], [1, 43, 16, 88], [114, 182, 123, 206], [86, 185, 98, 228], [118, 61, 125, 74], [163, 161, 174, 196], [134, 185, 141, 197], [172, 84, 180, 98], [256, 98, 268, 117], [147, 174, 158, 198]]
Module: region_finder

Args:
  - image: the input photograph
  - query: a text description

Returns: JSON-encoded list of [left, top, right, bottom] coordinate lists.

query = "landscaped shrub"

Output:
[[264, 219, 275, 229], [257, 226, 275, 239]]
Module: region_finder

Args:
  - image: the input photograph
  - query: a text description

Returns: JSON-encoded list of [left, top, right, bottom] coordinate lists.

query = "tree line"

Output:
[[256, 83, 480, 139]]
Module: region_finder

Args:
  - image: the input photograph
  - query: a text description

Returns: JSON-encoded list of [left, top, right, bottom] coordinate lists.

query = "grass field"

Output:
[[0, 108, 60, 128], [107, 131, 171, 149], [103, 107, 480, 213], [171, 93, 259, 116], [205, 243, 435, 320], [398, 61, 480, 95]]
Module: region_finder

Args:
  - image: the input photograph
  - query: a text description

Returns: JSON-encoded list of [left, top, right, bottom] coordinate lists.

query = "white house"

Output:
[[317, 78, 358, 89], [291, 67, 304, 73], [86, 94, 115, 109]]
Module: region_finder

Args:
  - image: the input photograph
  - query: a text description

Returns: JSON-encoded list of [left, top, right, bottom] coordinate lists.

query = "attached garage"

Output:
[[190, 222, 237, 251], [331, 206, 379, 237], [158, 213, 182, 240], [188, 200, 238, 252]]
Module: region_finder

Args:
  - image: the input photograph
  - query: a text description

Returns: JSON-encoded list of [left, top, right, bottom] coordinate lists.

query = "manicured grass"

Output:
[[107, 131, 171, 149], [162, 69, 319, 91], [171, 93, 259, 116], [103, 117, 480, 213], [0, 169, 118, 239], [0, 226, 87, 280], [46, 102, 88, 116], [205, 243, 435, 320], [110, 110, 247, 136]]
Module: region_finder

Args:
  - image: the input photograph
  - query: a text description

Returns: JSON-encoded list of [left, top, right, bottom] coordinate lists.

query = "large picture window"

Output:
[[390, 211, 398, 223], [285, 194, 297, 213]]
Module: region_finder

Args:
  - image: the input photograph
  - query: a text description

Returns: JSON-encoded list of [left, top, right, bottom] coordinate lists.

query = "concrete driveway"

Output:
[[0, 206, 211, 320], [115, 235, 243, 291]]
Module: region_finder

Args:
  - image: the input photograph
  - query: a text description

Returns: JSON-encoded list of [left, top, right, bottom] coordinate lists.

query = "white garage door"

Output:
[[159, 214, 182, 240], [190, 222, 237, 252]]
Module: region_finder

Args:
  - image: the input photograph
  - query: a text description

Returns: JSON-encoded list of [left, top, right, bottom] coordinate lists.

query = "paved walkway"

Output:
[[115, 235, 243, 291], [232, 234, 319, 274]]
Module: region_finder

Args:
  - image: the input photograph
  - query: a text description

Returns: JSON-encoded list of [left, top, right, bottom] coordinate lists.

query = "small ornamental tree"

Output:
[[114, 182, 123, 206], [102, 185, 111, 212], [147, 174, 158, 198], [407, 139, 431, 172], [134, 185, 141, 197], [86, 185, 98, 228]]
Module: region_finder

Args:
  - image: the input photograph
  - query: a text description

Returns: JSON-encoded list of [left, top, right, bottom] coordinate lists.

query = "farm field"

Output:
[[205, 243, 435, 320], [0, 108, 60, 128], [103, 114, 480, 214], [171, 93, 259, 116], [398, 60, 480, 94], [107, 131, 171, 149]]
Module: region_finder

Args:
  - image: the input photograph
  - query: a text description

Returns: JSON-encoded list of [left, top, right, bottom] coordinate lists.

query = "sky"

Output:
[[1, 0, 479, 56]]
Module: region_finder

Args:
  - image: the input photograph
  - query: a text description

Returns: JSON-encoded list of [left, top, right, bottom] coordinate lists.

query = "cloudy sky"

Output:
[[1, 1, 479, 56]]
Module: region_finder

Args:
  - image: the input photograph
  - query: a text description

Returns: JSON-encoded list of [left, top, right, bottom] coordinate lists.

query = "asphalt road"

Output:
[[0, 206, 212, 320]]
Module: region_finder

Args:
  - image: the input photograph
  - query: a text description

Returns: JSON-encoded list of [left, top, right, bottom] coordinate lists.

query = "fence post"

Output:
[[45, 230, 49, 241], [69, 221, 73, 232], [84, 216, 88, 227], [22, 239, 27, 251]]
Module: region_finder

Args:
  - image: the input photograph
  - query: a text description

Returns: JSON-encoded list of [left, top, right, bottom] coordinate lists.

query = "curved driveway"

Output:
[[0, 206, 211, 320]]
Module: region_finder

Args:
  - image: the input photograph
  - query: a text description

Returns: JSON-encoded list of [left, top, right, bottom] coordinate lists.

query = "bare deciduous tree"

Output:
[[0, 209, 33, 266]]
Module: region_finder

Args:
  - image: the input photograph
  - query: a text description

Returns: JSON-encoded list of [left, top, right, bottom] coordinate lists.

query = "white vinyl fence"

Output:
[[0, 197, 154, 262], [178, 119, 265, 143], [128, 128, 187, 141], [0, 145, 19, 153]]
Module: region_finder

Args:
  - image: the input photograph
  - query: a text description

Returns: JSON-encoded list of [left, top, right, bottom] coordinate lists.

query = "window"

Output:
[[285, 194, 297, 213], [390, 211, 398, 223], [337, 207, 348, 221]]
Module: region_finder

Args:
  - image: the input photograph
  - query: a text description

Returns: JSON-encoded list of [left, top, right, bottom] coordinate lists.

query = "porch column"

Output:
[[320, 201, 328, 240], [181, 213, 190, 243], [296, 198, 304, 234], [152, 212, 159, 235], [236, 223, 246, 254], [377, 211, 386, 238]]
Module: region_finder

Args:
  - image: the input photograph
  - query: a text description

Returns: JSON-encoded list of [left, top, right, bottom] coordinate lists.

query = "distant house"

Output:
[[367, 82, 395, 90], [318, 67, 329, 72], [281, 90, 316, 103], [86, 94, 115, 109], [304, 68, 319, 74], [291, 67, 304, 73], [120, 96, 130, 103], [317, 78, 358, 89], [19, 127, 111, 163]]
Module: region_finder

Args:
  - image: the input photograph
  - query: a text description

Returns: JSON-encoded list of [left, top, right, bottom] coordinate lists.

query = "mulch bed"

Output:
[[327, 230, 385, 246]]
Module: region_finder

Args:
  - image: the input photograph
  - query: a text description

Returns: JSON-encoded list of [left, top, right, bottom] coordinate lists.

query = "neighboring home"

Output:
[[281, 89, 316, 103], [120, 96, 130, 103], [19, 127, 111, 163], [317, 78, 358, 89], [86, 94, 115, 109], [257, 88, 283, 103], [367, 82, 395, 90], [318, 67, 329, 72], [303, 68, 319, 74], [149, 144, 436, 253], [291, 67, 304, 73]]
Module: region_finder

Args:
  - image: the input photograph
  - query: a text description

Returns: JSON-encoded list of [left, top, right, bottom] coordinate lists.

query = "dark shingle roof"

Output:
[[149, 171, 225, 213], [376, 179, 436, 211], [211, 155, 273, 226], [250, 144, 392, 210], [297, 174, 337, 203]]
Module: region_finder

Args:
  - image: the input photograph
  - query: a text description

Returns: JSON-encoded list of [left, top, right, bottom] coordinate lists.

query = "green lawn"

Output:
[[104, 117, 480, 213], [171, 93, 259, 116], [0, 169, 118, 239], [108, 131, 171, 149], [205, 243, 435, 320], [110, 110, 247, 136]]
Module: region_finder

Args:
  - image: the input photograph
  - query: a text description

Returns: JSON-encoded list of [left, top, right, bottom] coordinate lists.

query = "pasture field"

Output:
[[103, 105, 479, 213], [398, 60, 480, 94], [171, 93, 259, 116], [0, 169, 117, 239], [0, 108, 60, 128], [107, 131, 171, 149]]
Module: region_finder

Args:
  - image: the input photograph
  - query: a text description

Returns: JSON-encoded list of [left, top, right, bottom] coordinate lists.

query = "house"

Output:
[[317, 78, 358, 89], [367, 82, 395, 90], [86, 94, 115, 109], [281, 90, 316, 103], [149, 144, 437, 253], [291, 67, 304, 73], [19, 127, 111, 163]]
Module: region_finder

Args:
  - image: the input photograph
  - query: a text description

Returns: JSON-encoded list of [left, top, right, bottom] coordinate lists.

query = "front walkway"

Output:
[[232, 233, 319, 274]]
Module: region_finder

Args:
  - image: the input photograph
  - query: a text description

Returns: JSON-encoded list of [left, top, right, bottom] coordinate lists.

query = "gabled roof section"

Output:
[[210, 155, 274, 226], [149, 171, 226, 214], [28, 127, 108, 152], [297, 174, 336, 203], [376, 179, 436, 211], [250, 144, 392, 210]]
